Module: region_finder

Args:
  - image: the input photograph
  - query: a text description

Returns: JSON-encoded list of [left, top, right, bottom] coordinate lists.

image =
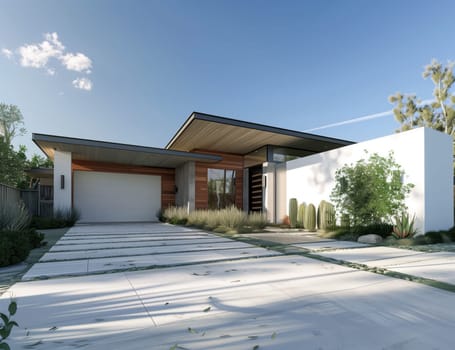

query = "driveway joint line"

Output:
[[124, 272, 158, 327]]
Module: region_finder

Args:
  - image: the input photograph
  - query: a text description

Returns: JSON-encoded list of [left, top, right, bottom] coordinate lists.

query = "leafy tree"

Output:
[[330, 151, 414, 226], [0, 103, 26, 146], [389, 59, 455, 136], [0, 138, 27, 187], [28, 154, 53, 168]]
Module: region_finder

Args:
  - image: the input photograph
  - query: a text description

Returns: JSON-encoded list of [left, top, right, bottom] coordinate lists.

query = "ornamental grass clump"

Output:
[[163, 206, 267, 233], [247, 212, 268, 230], [218, 206, 247, 230], [163, 206, 188, 225], [0, 201, 30, 231]]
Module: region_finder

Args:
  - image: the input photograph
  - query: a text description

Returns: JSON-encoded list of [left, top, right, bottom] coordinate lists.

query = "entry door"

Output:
[[248, 165, 263, 212]]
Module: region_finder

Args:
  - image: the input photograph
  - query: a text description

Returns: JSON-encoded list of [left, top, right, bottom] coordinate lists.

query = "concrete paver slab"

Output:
[[54, 234, 213, 245], [40, 241, 253, 261], [49, 237, 230, 252], [317, 246, 424, 263], [317, 246, 455, 284], [66, 223, 196, 234]]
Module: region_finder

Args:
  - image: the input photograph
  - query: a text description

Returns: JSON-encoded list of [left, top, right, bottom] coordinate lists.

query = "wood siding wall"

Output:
[[193, 150, 244, 210], [72, 160, 175, 209]]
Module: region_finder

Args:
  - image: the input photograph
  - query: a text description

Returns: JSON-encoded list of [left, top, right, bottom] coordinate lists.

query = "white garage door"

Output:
[[73, 171, 161, 222]]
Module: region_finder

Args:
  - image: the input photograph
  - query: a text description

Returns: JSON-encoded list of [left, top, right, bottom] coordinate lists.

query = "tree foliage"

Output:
[[0, 138, 27, 187], [0, 103, 26, 146], [330, 151, 414, 226], [28, 154, 53, 168], [389, 59, 455, 135]]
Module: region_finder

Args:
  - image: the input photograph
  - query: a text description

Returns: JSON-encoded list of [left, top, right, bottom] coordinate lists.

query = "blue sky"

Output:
[[1, 0, 455, 156]]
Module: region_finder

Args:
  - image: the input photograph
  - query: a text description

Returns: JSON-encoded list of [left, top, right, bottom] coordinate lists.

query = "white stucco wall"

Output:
[[53, 150, 72, 213], [285, 127, 453, 234], [424, 129, 454, 232]]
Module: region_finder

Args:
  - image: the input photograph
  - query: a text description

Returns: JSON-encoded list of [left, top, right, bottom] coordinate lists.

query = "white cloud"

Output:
[[60, 52, 92, 73], [1, 48, 13, 59], [8, 32, 93, 90], [72, 77, 92, 91], [18, 32, 64, 68]]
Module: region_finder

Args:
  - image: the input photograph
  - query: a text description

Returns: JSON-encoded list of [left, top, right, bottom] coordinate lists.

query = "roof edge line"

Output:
[[32, 132, 222, 161]]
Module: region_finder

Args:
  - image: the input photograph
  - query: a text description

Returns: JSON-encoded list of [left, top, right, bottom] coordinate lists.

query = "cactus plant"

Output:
[[317, 200, 326, 229], [318, 200, 336, 230], [305, 203, 316, 231], [288, 198, 298, 228], [297, 203, 306, 228]]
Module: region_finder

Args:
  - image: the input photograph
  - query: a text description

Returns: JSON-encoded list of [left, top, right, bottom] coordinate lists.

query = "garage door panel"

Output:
[[74, 171, 161, 222]]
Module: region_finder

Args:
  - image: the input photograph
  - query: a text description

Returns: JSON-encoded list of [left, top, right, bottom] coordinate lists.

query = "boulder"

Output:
[[357, 234, 383, 244]]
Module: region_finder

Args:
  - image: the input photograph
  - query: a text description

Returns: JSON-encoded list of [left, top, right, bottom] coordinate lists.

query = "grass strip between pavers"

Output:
[[215, 232, 455, 294]]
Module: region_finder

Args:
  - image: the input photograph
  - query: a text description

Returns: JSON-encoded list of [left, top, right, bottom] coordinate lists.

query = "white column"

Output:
[[53, 150, 72, 214]]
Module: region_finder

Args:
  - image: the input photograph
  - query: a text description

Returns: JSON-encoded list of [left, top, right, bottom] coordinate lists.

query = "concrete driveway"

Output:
[[1, 223, 455, 349]]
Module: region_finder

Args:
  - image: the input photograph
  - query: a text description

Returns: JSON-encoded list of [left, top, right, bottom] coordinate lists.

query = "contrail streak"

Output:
[[304, 99, 434, 132], [304, 110, 393, 132]]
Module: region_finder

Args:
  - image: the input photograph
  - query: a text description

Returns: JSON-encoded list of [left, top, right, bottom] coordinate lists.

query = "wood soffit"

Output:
[[166, 112, 354, 155]]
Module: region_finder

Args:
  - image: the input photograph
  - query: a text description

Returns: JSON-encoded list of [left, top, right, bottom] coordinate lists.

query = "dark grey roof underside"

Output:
[[33, 133, 222, 168]]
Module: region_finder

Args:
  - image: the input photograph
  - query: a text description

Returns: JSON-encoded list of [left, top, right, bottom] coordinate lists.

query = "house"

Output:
[[32, 111, 453, 233]]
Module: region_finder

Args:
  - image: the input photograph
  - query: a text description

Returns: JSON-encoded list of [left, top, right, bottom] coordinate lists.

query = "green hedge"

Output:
[[0, 229, 44, 267], [30, 209, 80, 229]]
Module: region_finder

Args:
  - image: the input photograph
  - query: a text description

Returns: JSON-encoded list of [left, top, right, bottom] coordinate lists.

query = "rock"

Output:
[[357, 234, 383, 244]]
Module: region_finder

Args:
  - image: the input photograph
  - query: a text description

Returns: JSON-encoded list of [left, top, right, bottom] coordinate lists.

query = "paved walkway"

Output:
[[1, 223, 454, 350], [250, 230, 455, 285]]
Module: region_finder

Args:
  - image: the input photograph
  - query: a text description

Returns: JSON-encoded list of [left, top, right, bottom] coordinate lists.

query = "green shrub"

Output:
[[352, 223, 394, 238], [412, 235, 427, 245], [330, 151, 413, 226], [26, 229, 44, 248], [54, 208, 80, 226], [30, 208, 80, 229], [424, 231, 444, 244], [0, 231, 32, 267]]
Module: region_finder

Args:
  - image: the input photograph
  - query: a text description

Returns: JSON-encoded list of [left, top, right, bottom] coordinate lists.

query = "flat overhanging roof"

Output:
[[166, 112, 354, 154], [33, 133, 222, 168], [25, 167, 53, 178]]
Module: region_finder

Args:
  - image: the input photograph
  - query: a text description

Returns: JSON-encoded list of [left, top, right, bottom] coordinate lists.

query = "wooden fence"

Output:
[[0, 183, 52, 217], [0, 183, 21, 208]]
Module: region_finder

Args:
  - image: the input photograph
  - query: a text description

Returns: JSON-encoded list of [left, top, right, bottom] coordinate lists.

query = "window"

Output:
[[207, 169, 236, 209]]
